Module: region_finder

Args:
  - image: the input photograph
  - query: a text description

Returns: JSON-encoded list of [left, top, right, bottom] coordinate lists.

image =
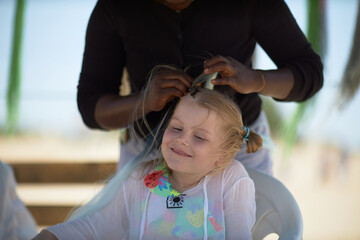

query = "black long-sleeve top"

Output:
[[77, 0, 323, 130]]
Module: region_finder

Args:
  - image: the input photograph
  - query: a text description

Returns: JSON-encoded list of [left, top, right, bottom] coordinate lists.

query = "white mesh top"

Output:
[[47, 160, 255, 240]]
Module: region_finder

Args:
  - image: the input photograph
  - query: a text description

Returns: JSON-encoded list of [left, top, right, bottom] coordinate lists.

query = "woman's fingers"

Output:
[[146, 71, 193, 111], [158, 78, 191, 95], [148, 87, 184, 111], [203, 55, 228, 68], [205, 62, 233, 76], [158, 71, 192, 86], [204, 56, 235, 76], [211, 76, 249, 93], [211, 77, 239, 89], [211, 74, 260, 94]]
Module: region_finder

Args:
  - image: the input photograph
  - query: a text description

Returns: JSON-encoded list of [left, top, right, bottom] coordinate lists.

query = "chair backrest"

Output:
[[246, 167, 303, 240]]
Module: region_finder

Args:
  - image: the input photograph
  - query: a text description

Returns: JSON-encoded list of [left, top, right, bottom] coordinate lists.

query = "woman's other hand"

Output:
[[144, 69, 192, 112], [203, 55, 264, 94]]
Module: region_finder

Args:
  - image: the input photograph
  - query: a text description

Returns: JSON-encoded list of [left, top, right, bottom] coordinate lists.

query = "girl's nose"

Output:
[[176, 132, 190, 146]]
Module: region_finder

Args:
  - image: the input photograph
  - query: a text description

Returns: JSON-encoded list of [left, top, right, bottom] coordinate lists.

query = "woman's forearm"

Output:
[[94, 93, 147, 130], [258, 68, 294, 100]]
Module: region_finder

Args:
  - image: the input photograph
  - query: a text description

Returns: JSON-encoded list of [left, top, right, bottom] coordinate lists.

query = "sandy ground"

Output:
[[1, 133, 360, 239], [272, 142, 360, 240]]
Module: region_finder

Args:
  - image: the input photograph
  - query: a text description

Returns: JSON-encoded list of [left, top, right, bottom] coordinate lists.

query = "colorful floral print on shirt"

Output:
[[144, 163, 225, 238], [144, 162, 180, 198]]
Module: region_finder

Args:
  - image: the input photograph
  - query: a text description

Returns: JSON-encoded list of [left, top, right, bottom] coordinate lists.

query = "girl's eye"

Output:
[[172, 127, 182, 132], [194, 135, 205, 141]]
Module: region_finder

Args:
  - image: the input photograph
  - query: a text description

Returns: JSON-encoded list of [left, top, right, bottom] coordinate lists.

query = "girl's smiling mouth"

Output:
[[170, 147, 192, 157]]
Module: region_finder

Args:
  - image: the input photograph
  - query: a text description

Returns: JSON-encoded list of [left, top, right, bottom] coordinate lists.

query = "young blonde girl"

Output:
[[33, 68, 262, 240]]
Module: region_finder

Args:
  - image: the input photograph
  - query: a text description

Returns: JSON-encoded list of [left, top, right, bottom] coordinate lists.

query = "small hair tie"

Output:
[[243, 126, 250, 141]]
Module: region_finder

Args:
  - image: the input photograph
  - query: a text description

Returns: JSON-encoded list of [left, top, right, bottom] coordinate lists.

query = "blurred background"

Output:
[[1, 0, 360, 239]]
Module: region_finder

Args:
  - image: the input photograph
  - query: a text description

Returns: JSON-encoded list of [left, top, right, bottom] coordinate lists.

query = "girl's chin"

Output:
[[165, 159, 182, 171]]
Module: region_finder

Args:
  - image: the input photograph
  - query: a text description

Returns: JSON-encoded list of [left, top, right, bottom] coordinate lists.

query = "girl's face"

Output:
[[161, 95, 225, 177]]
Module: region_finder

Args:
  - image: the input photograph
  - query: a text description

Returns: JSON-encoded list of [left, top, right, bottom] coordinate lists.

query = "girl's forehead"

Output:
[[174, 96, 221, 126], [175, 96, 205, 114]]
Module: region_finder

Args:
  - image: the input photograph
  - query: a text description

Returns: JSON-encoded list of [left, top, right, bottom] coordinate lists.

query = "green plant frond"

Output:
[[338, 0, 360, 110], [6, 0, 26, 135], [280, 97, 317, 164]]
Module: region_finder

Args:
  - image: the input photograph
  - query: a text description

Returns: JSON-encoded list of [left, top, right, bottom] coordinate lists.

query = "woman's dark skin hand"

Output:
[[144, 69, 192, 112], [204, 55, 264, 94], [95, 69, 192, 130], [203, 55, 294, 100]]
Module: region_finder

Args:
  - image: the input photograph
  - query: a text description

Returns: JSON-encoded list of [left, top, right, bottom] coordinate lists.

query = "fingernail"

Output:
[[204, 68, 209, 73]]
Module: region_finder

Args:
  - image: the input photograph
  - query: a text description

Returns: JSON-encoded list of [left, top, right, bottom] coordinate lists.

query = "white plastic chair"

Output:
[[246, 167, 303, 240]]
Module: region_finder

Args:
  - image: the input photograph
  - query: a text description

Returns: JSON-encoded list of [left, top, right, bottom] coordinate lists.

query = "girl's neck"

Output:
[[169, 170, 205, 193]]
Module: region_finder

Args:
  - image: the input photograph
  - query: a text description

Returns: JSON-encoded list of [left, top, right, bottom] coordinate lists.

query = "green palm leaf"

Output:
[[6, 0, 26, 134], [338, 0, 360, 109]]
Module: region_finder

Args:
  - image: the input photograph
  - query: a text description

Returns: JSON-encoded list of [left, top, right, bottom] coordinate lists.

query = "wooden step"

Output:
[[11, 162, 117, 183], [9, 162, 117, 226], [28, 206, 73, 226]]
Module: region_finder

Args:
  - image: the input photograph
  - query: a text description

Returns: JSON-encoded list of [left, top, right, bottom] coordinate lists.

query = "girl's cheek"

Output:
[[168, 127, 183, 137], [191, 140, 206, 149], [162, 130, 170, 143], [163, 129, 176, 143]]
